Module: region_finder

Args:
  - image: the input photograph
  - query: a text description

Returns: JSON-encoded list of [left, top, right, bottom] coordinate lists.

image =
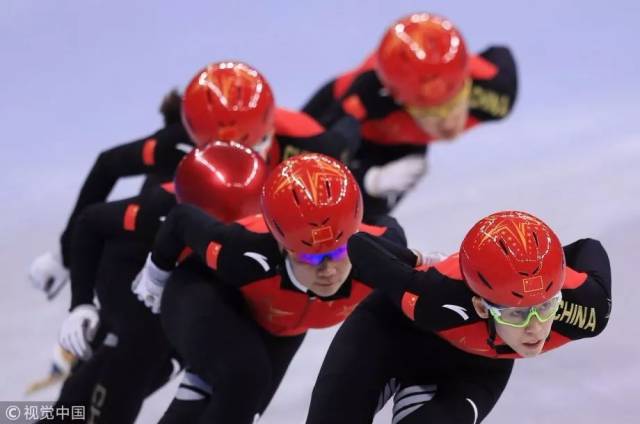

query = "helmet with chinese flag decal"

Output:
[[181, 61, 275, 148], [459, 211, 565, 307], [175, 141, 268, 223], [260, 153, 363, 254], [375, 13, 469, 107]]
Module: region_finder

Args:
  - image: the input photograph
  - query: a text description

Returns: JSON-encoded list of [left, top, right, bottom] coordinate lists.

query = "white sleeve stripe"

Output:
[[466, 397, 479, 424], [182, 371, 212, 394], [176, 386, 208, 401], [375, 378, 397, 412], [392, 403, 424, 424], [395, 388, 437, 404], [394, 384, 437, 399], [392, 394, 435, 415]]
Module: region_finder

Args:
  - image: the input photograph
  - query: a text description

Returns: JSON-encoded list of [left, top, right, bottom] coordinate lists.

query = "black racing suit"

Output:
[[148, 205, 406, 424], [303, 47, 518, 220], [306, 235, 611, 423]]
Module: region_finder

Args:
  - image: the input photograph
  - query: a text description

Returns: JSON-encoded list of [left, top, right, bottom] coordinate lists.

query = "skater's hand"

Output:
[[59, 304, 99, 360], [132, 254, 170, 314], [28, 251, 69, 300], [364, 155, 427, 198]]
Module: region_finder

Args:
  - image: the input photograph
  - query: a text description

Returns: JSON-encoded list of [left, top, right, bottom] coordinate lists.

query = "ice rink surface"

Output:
[[1, 1, 639, 422]]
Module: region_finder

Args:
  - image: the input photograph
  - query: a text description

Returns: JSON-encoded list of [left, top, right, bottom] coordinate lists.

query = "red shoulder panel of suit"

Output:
[[274, 107, 324, 138], [333, 53, 376, 98], [342, 95, 367, 120], [433, 254, 463, 280], [358, 223, 387, 237], [469, 54, 499, 80], [436, 320, 573, 359], [236, 214, 270, 234], [239, 276, 373, 336], [563, 267, 588, 289], [161, 182, 175, 194]]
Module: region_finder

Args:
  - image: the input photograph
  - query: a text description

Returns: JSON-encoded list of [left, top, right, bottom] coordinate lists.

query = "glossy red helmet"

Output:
[[459, 211, 565, 307], [261, 153, 363, 254], [175, 141, 268, 223], [375, 13, 469, 107], [181, 61, 275, 148]]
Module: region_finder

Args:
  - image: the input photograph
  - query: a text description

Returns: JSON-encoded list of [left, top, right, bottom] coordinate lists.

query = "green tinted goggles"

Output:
[[482, 292, 562, 328]]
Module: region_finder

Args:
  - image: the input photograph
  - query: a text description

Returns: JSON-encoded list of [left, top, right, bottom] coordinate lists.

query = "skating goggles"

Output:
[[293, 245, 348, 266], [482, 291, 562, 328], [405, 78, 472, 119]]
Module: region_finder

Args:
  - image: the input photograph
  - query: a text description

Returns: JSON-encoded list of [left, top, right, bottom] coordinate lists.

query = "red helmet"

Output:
[[175, 141, 268, 223], [261, 153, 363, 254], [460, 211, 565, 307], [375, 13, 469, 107], [181, 61, 275, 148]]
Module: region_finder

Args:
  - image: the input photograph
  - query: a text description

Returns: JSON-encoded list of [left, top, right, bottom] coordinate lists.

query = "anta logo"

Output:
[[554, 299, 597, 332], [442, 304, 470, 321], [244, 252, 270, 272], [175, 143, 193, 154]]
